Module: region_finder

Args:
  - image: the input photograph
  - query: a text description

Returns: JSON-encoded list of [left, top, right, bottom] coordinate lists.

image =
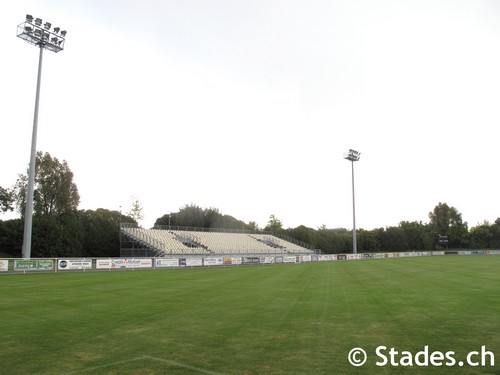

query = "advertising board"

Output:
[[185, 258, 203, 267], [300, 255, 312, 263], [14, 259, 54, 271], [58, 259, 92, 270], [318, 255, 336, 261], [96, 258, 152, 269], [243, 257, 260, 265], [259, 257, 275, 264], [0, 260, 8, 271], [283, 256, 296, 263], [204, 258, 224, 266], [155, 258, 179, 268]]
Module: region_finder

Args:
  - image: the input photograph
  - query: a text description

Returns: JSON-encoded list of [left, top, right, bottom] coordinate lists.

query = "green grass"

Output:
[[1, 256, 500, 374]]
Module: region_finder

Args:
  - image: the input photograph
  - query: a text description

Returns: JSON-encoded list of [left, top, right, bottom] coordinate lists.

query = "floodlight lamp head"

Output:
[[18, 14, 66, 53], [344, 149, 361, 162]]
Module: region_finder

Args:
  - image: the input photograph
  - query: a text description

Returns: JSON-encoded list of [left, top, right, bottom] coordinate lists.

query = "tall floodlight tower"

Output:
[[344, 149, 361, 254], [17, 15, 67, 259]]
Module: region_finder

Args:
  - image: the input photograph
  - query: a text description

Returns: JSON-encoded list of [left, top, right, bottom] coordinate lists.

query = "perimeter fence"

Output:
[[1, 250, 499, 274]]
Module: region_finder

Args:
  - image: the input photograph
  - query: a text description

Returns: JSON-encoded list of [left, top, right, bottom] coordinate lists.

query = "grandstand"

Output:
[[120, 223, 315, 257]]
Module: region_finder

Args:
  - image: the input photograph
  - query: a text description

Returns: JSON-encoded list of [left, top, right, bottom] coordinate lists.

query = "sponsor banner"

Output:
[[337, 254, 347, 261], [300, 255, 312, 263], [347, 254, 362, 260], [260, 257, 275, 264], [111, 258, 152, 269], [373, 253, 384, 259], [204, 257, 223, 266], [0, 260, 8, 271], [283, 256, 296, 264], [432, 251, 445, 256], [319, 255, 336, 261], [459, 251, 472, 256], [96, 258, 153, 269], [400, 252, 419, 257], [472, 250, 485, 255], [362, 253, 374, 259], [488, 250, 500, 255], [223, 257, 233, 265], [311, 255, 318, 262], [96, 259, 112, 269], [232, 257, 242, 265], [275, 256, 284, 264], [243, 257, 260, 265], [185, 258, 203, 267], [155, 258, 179, 268], [14, 259, 54, 271], [58, 259, 92, 270]]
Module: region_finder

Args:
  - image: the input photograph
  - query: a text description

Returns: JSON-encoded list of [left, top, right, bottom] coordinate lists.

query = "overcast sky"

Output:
[[1, 0, 500, 230]]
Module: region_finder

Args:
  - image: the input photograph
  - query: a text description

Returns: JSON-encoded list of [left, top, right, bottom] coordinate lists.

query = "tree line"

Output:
[[2, 152, 500, 257], [158, 203, 500, 253]]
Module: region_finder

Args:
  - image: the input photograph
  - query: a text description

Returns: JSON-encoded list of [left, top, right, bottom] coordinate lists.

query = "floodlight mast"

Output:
[[17, 15, 67, 259], [344, 149, 361, 254]]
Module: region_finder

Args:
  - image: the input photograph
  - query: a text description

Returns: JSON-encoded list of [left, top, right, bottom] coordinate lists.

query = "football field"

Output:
[[1, 256, 499, 374]]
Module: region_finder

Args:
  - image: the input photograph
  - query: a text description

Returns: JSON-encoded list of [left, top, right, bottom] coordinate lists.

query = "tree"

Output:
[[264, 214, 283, 233], [377, 226, 408, 252], [247, 221, 260, 231], [428, 202, 469, 248], [80, 209, 131, 257], [399, 221, 433, 250], [127, 197, 144, 224], [15, 151, 80, 217], [469, 223, 492, 249], [489, 218, 500, 248], [0, 219, 23, 256], [0, 186, 14, 213], [359, 228, 382, 253]]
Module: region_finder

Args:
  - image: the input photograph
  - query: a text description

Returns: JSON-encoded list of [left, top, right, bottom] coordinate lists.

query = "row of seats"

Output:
[[122, 227, 312, 255]]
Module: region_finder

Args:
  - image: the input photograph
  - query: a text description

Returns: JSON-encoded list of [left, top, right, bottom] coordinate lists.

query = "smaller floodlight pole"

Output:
[[17, 15, 66, 259], [344, 149, 361, 254]]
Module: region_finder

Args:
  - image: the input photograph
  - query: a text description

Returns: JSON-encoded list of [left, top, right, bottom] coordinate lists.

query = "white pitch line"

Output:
[[144, 355, 225, 375], [60, 355, 150, 375], [60, 354, 225, 375]]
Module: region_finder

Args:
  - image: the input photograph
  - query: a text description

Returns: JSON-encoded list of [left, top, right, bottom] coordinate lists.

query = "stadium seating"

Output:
[[121, 226, 312, 256]]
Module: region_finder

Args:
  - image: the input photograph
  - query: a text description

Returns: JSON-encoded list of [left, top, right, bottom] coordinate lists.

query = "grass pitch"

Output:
[[1, 256, 500, 374]]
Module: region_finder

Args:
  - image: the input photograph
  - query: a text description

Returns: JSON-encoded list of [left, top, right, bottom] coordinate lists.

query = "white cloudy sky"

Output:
[[1, 0, 500, 230]]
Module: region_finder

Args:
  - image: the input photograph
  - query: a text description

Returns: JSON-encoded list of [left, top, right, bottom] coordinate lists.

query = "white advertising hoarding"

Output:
[[318, 255, 336, 261], [155, 258, 179, 268], [300, 255, 312, 263], [58, 259, 92, 270], [185, 258, 203, 267], [0, 260, 8, 272], [96, 258, 152, 269], [204, 257, 224, 266]]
